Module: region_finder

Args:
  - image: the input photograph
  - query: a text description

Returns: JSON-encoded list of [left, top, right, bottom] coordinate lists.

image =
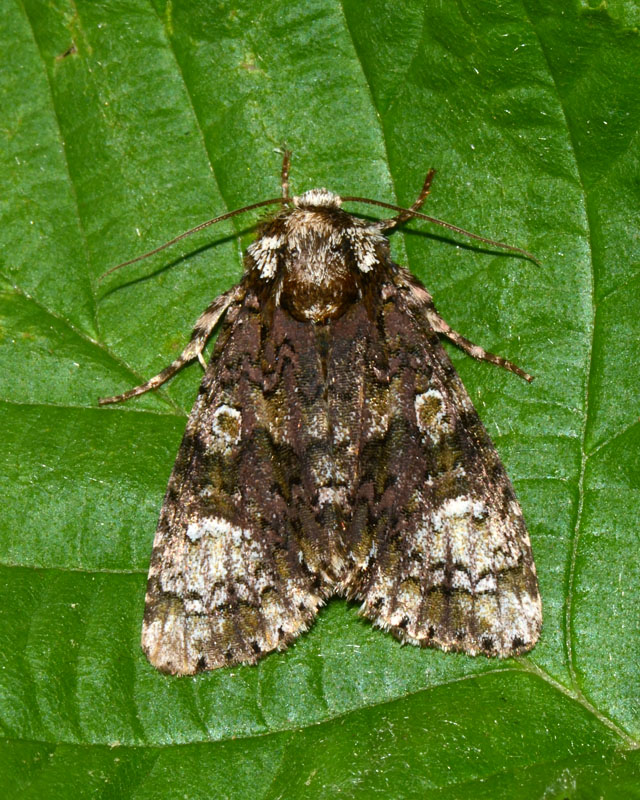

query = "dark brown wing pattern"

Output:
[[142, 292, 352, 674], [338, 282, 541, 656], [142, 278, 541, 674]]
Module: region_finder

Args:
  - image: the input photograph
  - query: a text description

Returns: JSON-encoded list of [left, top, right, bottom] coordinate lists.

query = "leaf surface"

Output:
[[1, 0, 638, 796]]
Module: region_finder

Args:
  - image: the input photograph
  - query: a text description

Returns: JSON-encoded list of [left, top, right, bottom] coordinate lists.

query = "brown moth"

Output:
[[101, 154, 541, 674]]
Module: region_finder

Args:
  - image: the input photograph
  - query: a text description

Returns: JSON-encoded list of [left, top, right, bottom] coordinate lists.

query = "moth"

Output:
[[101, 154, 542, 674]]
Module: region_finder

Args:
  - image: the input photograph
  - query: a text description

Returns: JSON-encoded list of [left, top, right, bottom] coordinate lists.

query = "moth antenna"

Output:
[[342, 195, 540, 266], [99, 197, 287, 281], [384, 169, 436, 228], [280, 149, 292, 201]]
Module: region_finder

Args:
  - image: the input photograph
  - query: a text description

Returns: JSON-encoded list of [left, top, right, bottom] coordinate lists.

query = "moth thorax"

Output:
[[280, 225, 360, 323]]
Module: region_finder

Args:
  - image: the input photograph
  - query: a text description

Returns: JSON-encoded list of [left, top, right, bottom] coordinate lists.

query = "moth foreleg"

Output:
[[99, 286, 241, 405], [426, 306, 533, 383]]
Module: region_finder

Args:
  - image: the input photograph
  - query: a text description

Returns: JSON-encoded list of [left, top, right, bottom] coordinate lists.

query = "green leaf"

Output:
[[1, 0, 638, 796]]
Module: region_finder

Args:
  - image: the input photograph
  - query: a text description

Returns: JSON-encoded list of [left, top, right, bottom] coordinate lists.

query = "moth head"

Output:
[[292, 188, 342, 210], [245, 190, 391, 322], [246, 190, 389, 275]]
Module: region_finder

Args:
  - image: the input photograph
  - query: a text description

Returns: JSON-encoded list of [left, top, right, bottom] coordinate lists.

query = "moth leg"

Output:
[[378, 169, 436, 230], [99, 287, 241, 405], [426, 306, 533, 382]]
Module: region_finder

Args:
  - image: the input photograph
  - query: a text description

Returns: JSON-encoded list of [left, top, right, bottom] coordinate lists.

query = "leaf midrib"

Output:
[[5, 666, 636, 750], [520, 4, 599, 713]]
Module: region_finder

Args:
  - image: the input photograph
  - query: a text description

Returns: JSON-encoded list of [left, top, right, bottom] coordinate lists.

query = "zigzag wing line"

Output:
[[142, 298, 345, 674], [341, 285, 541, 656]]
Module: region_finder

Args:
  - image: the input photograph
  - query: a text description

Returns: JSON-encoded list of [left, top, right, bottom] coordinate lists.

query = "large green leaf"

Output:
[[1, 0, 638, 796]]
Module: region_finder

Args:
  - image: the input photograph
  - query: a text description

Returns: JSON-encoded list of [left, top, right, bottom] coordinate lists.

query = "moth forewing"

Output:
[[102, 169, 541, 674]]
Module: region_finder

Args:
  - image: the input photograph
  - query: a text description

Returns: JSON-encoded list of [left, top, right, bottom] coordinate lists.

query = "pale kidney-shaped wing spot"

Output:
[[414, 389, 451, 442], [210, 405, 242, 452]]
